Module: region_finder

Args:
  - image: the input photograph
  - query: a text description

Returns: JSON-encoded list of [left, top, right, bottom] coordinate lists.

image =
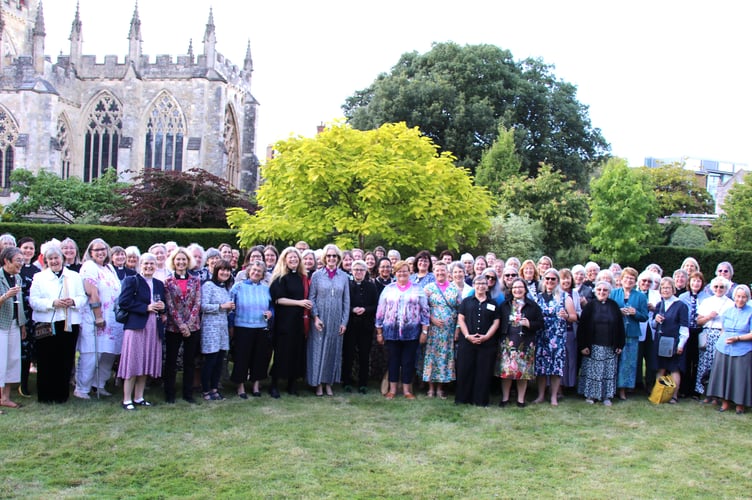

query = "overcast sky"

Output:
[[40, 0, 751, 169]]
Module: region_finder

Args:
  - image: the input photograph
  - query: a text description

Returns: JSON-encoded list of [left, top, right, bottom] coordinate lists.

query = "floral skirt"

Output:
[[695, 328, 722, 394], [498, 343, 535, 380], [578, 344, 617, 401]]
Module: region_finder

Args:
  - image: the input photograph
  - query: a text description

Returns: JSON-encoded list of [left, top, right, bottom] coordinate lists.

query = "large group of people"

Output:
[[0, 231, 750, 417]]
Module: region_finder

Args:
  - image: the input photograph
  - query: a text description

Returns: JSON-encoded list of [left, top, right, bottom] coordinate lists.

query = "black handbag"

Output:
[[34, 322, 54, 339]]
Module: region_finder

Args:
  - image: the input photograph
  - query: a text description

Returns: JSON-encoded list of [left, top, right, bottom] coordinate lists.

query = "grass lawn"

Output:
[[1, 380, 749, 499]]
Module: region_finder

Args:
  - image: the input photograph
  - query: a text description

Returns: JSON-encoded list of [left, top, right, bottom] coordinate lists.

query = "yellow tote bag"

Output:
[[648, 375, 676, 404]]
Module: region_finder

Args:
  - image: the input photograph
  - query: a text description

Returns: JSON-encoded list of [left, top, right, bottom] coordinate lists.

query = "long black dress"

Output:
[[269, 271, 307, 385]]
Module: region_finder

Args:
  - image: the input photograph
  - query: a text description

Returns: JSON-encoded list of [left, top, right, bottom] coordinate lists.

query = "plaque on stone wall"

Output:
[[15, 134, 29, 148], [187, 138, 202, 151], [119, 137, 133, 148]]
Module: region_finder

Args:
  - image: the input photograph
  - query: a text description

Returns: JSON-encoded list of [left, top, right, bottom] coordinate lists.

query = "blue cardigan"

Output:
[[119, 274, 167, 335]]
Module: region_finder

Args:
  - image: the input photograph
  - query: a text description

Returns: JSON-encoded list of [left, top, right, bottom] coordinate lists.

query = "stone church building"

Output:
[[0, 0, 259, 204]]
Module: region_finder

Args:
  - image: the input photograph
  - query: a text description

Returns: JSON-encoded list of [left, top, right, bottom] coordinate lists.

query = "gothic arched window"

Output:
[[0, 106, 19, 193], [56, 115, 72, 179], [83, 93, 122, 182], [144, 92, 185, 171], [223, 106, 239, 186]]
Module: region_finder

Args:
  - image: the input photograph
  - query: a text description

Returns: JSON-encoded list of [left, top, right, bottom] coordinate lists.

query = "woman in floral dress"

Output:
[[422, 261, 461, 399], [534, 268, 577, 406], [498, 278, 544, 407]]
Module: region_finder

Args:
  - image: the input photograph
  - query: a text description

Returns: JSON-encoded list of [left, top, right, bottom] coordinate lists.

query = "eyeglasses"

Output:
[[544, 277, 558, 281], [353, 268, 366, 273], [718, 269, 730, 274], [511, 286, 526, 290], [712, 285, 724, 289], [504, 273, 518, 278], [474, 281, 488, 286], [486, 276, 497, 280], [325, 254, 339, 259], [91, 248, 107, 252]]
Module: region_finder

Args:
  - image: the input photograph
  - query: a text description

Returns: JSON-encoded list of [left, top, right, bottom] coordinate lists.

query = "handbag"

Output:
[[648, 375, 676, 404], [657, 335, 676, 357], [34, 322, 54, 339]]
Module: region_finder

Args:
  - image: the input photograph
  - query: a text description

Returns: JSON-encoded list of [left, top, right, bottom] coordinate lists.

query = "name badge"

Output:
[[486, 303, 496, 311]]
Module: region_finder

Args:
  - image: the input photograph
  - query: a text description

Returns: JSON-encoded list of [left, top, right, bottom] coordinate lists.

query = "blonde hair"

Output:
[[271, 247, 306, 283]]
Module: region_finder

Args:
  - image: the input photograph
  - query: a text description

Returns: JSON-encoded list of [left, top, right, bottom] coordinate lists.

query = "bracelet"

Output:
[[89, 301, 102, 308]]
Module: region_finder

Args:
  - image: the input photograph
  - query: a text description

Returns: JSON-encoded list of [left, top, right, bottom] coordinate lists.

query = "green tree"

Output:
[[475, 124, 522, 196], [713, 172, 752, 249], [639, 164, 715, 216], [495, 164, 589, 255], [115, 168, 257, 228], [485, 214, 544, 261], [669, 224, 709, 248], [6, 168, 126, 224], [343, 42, 609, 186], [227, 122, 493, 250], [587, 158, 659, 263]]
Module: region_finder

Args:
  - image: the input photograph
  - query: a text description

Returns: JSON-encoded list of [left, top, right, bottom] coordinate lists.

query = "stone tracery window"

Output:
[[83, 93, 122, 182], [223, 106, 239, 186], [144, 92, 185, 171], [0, 106, 19, 192], [57, 116, 72, 179]]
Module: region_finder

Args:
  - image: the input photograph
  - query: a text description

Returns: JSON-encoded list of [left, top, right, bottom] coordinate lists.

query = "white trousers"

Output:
[[0, 323, 21, 386], [76, 352, 117, 393]]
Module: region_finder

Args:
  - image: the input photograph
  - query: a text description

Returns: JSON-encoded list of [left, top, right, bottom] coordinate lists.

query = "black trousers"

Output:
[[231, 327, 271, 383], [342, 320, 374, 387], [637, 331, 657, 391], [455, 337, 498, 406], [36, 322, 79, 403], [681, 327, 701, 396], [164, 330, 200, 400]]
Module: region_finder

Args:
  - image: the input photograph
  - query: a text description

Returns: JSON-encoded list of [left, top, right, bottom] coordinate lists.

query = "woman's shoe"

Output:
[[122, 402, 137, 411], [499, 400, 509, 408], [426, 390, 435, 398], [210, 392, 225, 401], [134, 399, 152, 406], [203, 392, 213, 401], [735, 405, 745, 415], [437, 390, 447, 400], [404, 393, 416, 400], [516, 401, 526, 408], [669, 397, 678, 404], [384, 392, 395, 400]]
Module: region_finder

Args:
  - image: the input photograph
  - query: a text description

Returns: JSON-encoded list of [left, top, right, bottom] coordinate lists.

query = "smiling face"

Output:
[[61, 242, 77, 263], [248, 264, 264, 283], [621, 273, 636, 291], [46, 252, 63, 272], [89, 244, 108, 265], [451, 265, 465, 284], [594, 284, 610, 302], [433, 263, 448, 283], [111, 250, 126, 267], [303, 253, 315, 271], [378, 260, 392, 279], [659, 281, 674, 300], [173, 252, 189, 273], [19, 241, 35, 263], [126, 254, 139, 269], [341, 253, 353, 272], [152, 246, 166, 265], [264, 250, 277, 268], [140, 258, 156, 278], [734, 288, 749, 309], [285, 250, 300, 271], [510, 280, 527, 300]]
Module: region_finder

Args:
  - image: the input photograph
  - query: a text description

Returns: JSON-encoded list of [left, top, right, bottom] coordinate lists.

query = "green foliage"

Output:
[[554, 243, 594, 269], [713, 172, 752, 250], [343, 42, 610, 186], [115, 168, 256, 229], [485, 214, 544, 260], [495, 164, 589, 255], [228, 122, 493, 250], [638, 164, 715, 216], [669, 224, 709, 248], [475, 124, 522, 196], [587, 158, 659, 263], [633, 245, 752, 284], [6, 169, 127, 224], [0, 222, 237, 252]]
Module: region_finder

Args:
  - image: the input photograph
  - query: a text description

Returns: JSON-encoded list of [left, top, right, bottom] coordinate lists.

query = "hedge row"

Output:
[[633, 245, 752, 286], [0, 222, 238, 253]]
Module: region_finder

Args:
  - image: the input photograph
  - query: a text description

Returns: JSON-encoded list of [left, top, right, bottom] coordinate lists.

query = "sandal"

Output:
[[384, 392, 395, 400], [668, 397, 678, 404], [437, 390, 447, 400], [426, 390, 435, 398], [122, 402, 137, 411], [0, 401, 21, 409], [210, 392, 225, 401], [133, 399, 152, 406], [203, 392, 213, 401]]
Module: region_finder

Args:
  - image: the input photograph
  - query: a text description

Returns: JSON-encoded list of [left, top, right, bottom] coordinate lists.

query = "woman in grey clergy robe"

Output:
[[307, 244, 350, 397]]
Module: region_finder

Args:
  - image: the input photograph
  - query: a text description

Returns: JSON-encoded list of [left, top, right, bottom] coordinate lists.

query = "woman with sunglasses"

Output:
[[533, 268, 577, 406]]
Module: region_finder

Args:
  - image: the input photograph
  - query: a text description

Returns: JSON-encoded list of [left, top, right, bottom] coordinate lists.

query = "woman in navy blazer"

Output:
[[117, 253, 167, 410]]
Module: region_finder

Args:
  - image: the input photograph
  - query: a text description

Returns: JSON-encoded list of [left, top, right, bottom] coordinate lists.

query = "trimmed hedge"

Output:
[[0, 222, 238, 252], [633, 245, 752, 285]]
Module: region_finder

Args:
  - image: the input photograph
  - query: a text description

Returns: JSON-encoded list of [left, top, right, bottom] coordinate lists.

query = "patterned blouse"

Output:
[[375, 282, 429, 341]]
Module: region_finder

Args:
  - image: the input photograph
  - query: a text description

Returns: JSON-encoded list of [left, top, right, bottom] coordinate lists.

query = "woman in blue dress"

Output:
[[533, 269, 577, 406], [609, 267, 648, 401]]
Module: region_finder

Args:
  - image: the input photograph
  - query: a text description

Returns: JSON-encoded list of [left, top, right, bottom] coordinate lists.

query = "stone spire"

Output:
[[202, 8, 216, 69], [69, 1, 83, 67], [187, 38, 194, 64], [127, 1, 142, 69], [244, 39, 253, 72], [32, 0, 46, 74]]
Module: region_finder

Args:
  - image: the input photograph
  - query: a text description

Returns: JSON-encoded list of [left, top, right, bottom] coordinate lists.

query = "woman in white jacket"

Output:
[[30, 245, 86, 403]]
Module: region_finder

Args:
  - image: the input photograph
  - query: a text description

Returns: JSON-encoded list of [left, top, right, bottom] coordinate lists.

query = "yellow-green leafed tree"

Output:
[[227, 122, 493, 250]]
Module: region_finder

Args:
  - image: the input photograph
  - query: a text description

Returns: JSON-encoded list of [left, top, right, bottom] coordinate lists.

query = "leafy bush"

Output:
[[669, 224, 709, 248]]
